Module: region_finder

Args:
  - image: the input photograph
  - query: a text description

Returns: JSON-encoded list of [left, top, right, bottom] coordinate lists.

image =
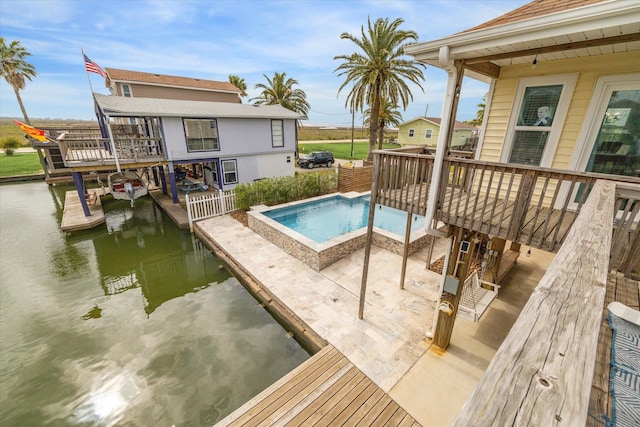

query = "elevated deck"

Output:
[[217, 344, 420, 427]]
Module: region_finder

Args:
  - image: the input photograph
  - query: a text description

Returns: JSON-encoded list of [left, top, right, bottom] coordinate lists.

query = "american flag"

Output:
[[83, 53, 108, 78]]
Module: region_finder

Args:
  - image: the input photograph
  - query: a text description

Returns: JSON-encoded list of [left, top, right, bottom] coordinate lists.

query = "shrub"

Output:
[[1, 137, 21, 156], [235, 172, 337, 211]]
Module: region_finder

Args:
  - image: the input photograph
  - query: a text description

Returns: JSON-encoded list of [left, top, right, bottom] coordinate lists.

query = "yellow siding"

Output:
[[479, 51, 640, 169], [398, 119, 440, 146]]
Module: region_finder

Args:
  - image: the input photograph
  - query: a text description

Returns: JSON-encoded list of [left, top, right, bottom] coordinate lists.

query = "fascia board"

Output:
[[406, 1, 640, 62]]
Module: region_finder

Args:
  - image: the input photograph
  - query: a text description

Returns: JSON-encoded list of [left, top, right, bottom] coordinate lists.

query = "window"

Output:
[[212, 161, 219, 184], [122, 84, 131, 97], [183, 119, 220, 151], [425, 129, 432, 139], [272, 120, 284, 147], [222, 160, 237, 184], [408, 128, 415, 137], [501, 75, 577, 167]]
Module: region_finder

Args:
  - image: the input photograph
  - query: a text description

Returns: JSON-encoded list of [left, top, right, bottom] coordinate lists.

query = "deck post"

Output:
[[168, 161, 179, 203], [35, 147, 50, 179], [399, 210, 413, 289], [159, 165, 167, 194], [152, 167, 159, 187], [71, 171, 90, 217], [433, 227, 475, 349], [359, 153, 382, 319]]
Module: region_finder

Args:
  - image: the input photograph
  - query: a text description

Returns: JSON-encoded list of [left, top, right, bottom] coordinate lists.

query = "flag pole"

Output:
[[81, 48, 95, 94]]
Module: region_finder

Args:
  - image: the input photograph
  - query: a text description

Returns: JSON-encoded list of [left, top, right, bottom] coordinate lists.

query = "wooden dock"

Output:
[[216, 345, 421, 427], [60, 188, 106, 232]]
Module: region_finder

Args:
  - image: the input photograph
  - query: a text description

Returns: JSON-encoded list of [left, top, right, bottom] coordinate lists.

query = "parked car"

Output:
[[297, 151, 334, 169]]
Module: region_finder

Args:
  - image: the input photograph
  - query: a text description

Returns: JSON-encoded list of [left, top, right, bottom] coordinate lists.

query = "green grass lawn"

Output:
[[0, 152, 43, 177], [299, 141, 399, 160]]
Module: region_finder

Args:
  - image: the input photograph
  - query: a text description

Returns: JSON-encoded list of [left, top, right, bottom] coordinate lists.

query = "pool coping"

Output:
[[247, 192, 431, 271]]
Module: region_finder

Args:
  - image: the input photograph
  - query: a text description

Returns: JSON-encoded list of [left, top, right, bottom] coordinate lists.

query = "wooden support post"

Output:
[[507, 170, 537, 241], [71, 171, 90, 217], [483, 237, 506, 284], [400, 210, 413, 290], [36, 147, 50, 179], [159, 165, 167, 194], [168, 161, 179, 203], [433, 227, 475, 350]]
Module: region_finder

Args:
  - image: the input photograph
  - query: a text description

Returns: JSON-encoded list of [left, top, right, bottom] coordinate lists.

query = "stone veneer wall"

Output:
[[248, 207, 432, 271]]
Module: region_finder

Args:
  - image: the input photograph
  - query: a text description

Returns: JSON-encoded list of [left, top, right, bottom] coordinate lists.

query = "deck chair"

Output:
[[457, 271, 500, 322]]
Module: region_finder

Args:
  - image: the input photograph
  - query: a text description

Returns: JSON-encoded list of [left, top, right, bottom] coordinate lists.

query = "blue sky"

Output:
[[0, 0, 529, 126]]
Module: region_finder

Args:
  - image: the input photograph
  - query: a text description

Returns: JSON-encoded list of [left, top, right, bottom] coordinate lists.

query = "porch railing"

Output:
[[57, 136, 165, 166], [186, 190, 237, 232], [610, 183, 640, 279], [372, 150, 640, 253]]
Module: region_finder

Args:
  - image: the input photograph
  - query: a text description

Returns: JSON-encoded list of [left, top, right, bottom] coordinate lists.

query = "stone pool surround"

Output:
[[247, 192, 432, 271]]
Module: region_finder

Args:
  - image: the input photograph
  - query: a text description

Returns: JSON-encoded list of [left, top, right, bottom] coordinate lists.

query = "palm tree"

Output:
[[334, 17, 425, 161], [1, 38, 37, 125], [228, 74, 248, 98], [364, 99, 403, 148], [250, 72, 309, 116], [466, 95, 486, 127]]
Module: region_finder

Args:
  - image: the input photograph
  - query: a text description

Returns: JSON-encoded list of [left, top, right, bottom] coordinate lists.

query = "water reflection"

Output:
[[0, 183, 309, 426]]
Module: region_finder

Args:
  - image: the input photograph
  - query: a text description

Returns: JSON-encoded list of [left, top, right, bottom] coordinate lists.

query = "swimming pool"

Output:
[[247, 193, 431, 271], [263, 195, 425, 244]]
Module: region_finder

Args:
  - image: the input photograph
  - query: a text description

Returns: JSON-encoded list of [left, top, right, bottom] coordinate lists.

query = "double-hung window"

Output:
[[272, 120, 284, 147], [184, 119, 220, 151], [501, 75, 577, 167], [408, 128, 415, 138], [122, 84, 132, 97], [222, 160, 237, 184], [425, 129, 432, 139]]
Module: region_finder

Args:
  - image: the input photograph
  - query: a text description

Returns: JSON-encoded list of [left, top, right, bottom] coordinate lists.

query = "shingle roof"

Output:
[[462, 0, 607, 33], [94, 93, 305, 119], [105, 68, 241, 93]]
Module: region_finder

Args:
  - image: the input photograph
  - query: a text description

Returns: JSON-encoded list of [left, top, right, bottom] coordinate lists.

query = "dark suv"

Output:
[[297, 151, 334, 169]]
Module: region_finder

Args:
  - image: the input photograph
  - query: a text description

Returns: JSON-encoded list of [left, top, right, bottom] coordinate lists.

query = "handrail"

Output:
[[371, 150, 640, 252], [453, 180, 615, 425], [57, 136, 165, 165]]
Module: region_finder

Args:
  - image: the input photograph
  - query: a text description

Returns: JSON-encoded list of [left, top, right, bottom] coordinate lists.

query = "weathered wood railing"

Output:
[[452, 179, 615, 426], [610, 182, 640, 279], [57, 136, 165, 166], [372, 150, 640, 253]]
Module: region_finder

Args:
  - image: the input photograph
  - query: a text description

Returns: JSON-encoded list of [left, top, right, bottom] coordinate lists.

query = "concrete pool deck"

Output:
[[196, 214, 554, 425]]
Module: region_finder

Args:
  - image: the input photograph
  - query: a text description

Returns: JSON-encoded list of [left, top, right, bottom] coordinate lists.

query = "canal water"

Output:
[[0, 182, 309, 426]]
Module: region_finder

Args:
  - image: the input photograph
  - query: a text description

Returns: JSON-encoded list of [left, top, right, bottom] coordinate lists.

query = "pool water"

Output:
[[263, 195, 425, 243]]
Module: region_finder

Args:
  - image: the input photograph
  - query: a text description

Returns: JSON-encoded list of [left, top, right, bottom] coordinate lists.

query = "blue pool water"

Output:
[[263, 195, 425, 243]]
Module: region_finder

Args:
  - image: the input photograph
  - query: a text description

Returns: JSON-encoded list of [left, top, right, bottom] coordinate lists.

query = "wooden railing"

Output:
[[610, 183, 640, 279], [453, 180, 615, 426], [57, 136, 165, 166], [372, 150, 640, 253]]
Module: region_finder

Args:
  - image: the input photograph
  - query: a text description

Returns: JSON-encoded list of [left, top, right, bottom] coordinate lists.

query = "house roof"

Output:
[[400, 116, 477, 130], [93, 93, 306, 120], [105, 68, 241, 94], [405, 0, 640, 81]]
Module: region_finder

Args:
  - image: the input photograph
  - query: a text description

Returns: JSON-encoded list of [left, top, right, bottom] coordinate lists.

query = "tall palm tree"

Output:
[[1, 38, 37, 125], [364, 99, 403, 148], [228, 74, 248, 98], [467, 95, 486, 127], [250, 71, 309, 116], [334, 17, 425, 161]]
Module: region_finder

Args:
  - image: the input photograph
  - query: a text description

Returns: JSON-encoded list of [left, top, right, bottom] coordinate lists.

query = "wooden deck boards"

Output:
[[60, 188, 105, 232], [587, 271, 640, 426], [216, 345, 420, 427]]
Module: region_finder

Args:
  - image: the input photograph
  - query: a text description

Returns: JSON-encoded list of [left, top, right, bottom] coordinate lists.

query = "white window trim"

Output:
[[408, 128, 415, 137], [569, 73, 640, 172], [500, 73, 578, 167], [222, 159, 238, 184], [271, 119, 284, 147], [122, 84, 132, 97], [425, 129, 432, 139]]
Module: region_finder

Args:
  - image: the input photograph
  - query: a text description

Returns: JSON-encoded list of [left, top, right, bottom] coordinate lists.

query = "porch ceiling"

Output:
[[405, 1, 640, 81]]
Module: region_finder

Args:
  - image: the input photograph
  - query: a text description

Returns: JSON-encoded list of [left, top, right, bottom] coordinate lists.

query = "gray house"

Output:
[[93, 94, 304, 202]]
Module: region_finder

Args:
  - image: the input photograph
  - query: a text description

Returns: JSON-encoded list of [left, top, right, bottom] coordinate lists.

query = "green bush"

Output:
[[1, 137, 21, 156], [235, 172, 337, 211]]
